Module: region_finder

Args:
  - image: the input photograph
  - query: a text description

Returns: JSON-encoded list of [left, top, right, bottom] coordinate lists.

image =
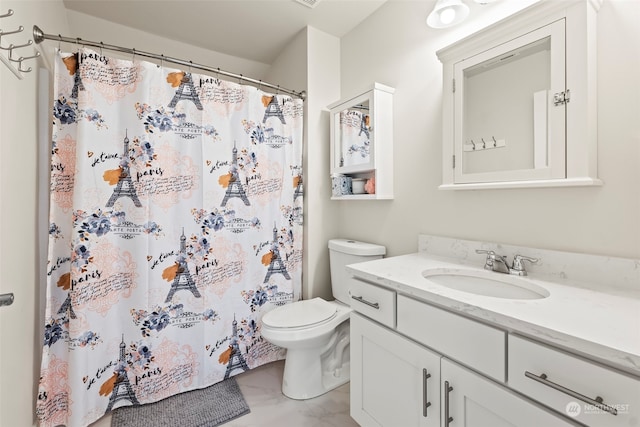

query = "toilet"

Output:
[[261, 239, 386, 400]]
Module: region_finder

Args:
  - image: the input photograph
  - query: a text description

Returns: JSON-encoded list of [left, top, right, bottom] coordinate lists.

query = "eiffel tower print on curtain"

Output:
[[262, 96, 286, 124], [264, 224, 291, 283], [221, 143, 250, 207], [165, 229, 201, 303], [57, 294, 77, 319], [168, 72, 203, 110], [105, 336, 140, 413], [223, 315, 250, 380], [106, 132, 142, 208]]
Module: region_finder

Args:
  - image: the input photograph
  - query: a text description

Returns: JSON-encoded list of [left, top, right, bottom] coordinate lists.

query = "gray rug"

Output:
[[111, 378, 250, 427]]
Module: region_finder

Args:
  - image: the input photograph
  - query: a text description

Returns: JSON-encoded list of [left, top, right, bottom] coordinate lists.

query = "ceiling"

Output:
[[62, 0, 389, 64]]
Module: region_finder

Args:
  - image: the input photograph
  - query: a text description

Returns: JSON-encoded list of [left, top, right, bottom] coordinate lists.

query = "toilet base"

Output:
[[282, 346, 350, 400]]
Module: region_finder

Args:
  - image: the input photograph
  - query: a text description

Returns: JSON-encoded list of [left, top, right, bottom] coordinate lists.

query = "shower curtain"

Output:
[[36, 49, 303, 427]]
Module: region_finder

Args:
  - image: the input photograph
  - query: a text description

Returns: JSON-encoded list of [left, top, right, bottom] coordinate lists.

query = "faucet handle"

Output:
[[511, 254, 539, 276], [475, 249, 495, 256], [475, 249, 497, 270]]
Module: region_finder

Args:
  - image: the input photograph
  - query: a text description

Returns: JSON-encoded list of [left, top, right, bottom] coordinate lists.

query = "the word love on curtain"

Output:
[[36, 49, 304, 427]]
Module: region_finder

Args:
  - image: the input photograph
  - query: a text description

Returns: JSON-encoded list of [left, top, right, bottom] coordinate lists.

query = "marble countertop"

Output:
[[346, 252, 640, 378]]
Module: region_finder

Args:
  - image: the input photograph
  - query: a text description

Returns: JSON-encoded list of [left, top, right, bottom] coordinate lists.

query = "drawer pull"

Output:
[[351, 295, 379, 309], [444, 380, 454, 426], [524, 371, 618, 416], [422, 368, 432, 417]]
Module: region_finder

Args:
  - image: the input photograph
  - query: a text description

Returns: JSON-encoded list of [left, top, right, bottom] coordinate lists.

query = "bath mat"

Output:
[[111, 377, 250, 427]]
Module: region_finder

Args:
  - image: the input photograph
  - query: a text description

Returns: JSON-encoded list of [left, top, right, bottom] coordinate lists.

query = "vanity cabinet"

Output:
[[509, 335, 640, 427], [351, 313, 440, 427], [441, 358, 574, 427], [328, 83, 394, 200], [437, 0, 601, 189], [349, 280, 584, 427]]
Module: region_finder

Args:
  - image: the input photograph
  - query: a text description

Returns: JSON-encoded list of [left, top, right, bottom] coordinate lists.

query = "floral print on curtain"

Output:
[[36, 49, 303, 427]]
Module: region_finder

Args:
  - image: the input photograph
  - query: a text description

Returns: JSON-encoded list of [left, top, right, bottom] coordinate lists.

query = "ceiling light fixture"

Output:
[[426, 0, 470, 29]]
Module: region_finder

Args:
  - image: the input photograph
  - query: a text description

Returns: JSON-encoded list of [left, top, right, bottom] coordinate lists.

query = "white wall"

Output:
[[337, 0, 640, 261], [0, 2, 70, 426]]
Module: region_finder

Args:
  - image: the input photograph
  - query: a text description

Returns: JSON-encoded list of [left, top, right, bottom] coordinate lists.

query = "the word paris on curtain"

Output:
[[36, 49, 304, 427]]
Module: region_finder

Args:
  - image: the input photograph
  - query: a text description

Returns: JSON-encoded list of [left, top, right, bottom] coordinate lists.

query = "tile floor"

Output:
[[91, 359, 358, 427], [229, 360, 360, 427]]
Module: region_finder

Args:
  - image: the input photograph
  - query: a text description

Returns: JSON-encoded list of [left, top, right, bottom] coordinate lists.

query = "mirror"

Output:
[[336, 100, 371, 170], [453, 19, 565, 184], [462, 38, 550, 174]]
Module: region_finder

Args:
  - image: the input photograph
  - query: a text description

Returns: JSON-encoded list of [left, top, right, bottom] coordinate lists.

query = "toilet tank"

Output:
[[328, 239, 386, 304]]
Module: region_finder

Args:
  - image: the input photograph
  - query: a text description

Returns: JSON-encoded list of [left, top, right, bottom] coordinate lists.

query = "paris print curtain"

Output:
[[37, 49, 303, 427]]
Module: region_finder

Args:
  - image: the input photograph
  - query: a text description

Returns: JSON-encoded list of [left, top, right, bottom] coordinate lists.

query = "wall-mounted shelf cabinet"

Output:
[[437, 0, 602, 190], [328, 83, 394, 200]]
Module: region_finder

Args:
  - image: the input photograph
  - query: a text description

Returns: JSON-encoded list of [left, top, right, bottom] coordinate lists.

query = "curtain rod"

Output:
[[32, 25, 306, 100]]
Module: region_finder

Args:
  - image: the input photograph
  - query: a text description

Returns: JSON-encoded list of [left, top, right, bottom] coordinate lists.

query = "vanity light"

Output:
[[427, 0, 470, 29]]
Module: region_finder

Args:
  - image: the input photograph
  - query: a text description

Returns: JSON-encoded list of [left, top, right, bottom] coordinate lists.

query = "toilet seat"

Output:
[[263, 298, 337, 329]]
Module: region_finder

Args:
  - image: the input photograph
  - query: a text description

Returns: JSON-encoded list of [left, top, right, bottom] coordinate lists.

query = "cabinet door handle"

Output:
[[524, 371, 618, 416], [422, 368, 432, 417], [444, 380, 454, 426], [351, 295, 379, 309]]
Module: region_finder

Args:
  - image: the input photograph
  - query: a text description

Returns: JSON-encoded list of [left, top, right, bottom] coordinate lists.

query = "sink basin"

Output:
[[422, 268, 549, 300]]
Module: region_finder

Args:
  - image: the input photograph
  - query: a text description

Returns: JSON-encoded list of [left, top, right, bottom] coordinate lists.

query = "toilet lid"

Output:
[[263, 298, 337, 328]]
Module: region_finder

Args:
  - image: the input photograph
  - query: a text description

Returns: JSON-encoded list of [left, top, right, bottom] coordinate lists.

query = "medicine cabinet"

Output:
[[437, 0, 602, 190], [328, 83, 394, 200]]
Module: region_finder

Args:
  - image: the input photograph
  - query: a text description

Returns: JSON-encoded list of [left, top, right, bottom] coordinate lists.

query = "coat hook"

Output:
[[18, 52, 39, 73], [492, 136, 497, 147], [0, 25, 24, 37], [0, 9, 14, 19], [481, 138, 487, 149], [470, 139, 476, 150]]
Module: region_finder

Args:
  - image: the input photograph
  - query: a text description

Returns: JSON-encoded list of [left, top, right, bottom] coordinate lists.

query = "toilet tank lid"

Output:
[[328, 239, 386, 256]]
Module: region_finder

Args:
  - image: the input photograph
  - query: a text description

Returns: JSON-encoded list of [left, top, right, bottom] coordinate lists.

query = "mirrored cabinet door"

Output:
[[454, 19, 565, 184], [328, 83, 394, 200], [437, 0, 601, 190]]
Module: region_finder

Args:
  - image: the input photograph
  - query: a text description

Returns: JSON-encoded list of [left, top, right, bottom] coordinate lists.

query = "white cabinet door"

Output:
[[441, 358, 577, 427], [351, 313, 440, 427]]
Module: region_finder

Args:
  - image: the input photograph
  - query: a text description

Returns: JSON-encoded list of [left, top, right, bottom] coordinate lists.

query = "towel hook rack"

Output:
[[0, 10, 39, 79]]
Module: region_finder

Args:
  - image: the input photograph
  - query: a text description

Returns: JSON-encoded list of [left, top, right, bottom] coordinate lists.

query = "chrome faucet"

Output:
[[475, 250, 538, 276]]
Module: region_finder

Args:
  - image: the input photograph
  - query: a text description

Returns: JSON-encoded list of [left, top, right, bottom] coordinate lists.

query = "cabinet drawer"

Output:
[[349, 279, 396, 328], [509, 335, 640, 427], [397, 295, 506, 382]]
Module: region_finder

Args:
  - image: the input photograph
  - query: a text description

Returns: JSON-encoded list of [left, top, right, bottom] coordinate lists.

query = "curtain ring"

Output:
[[99, 41, 103, 56], [132, 48, 135, 62], [276, 85, 280, 95], [216, 67, 220, 80], [188, 60, 192, 74], [158, 54, 164, 69], [258, 80, 262, 91], [76, 38, 81, 64], [238, 74, 243, 85], [57, 34, 61, 52]]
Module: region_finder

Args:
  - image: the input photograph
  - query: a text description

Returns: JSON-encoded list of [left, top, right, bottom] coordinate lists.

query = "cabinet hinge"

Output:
[[553, 89, 570, 106], [452, 155, 456, 169], [452, 78, 456, 93]]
